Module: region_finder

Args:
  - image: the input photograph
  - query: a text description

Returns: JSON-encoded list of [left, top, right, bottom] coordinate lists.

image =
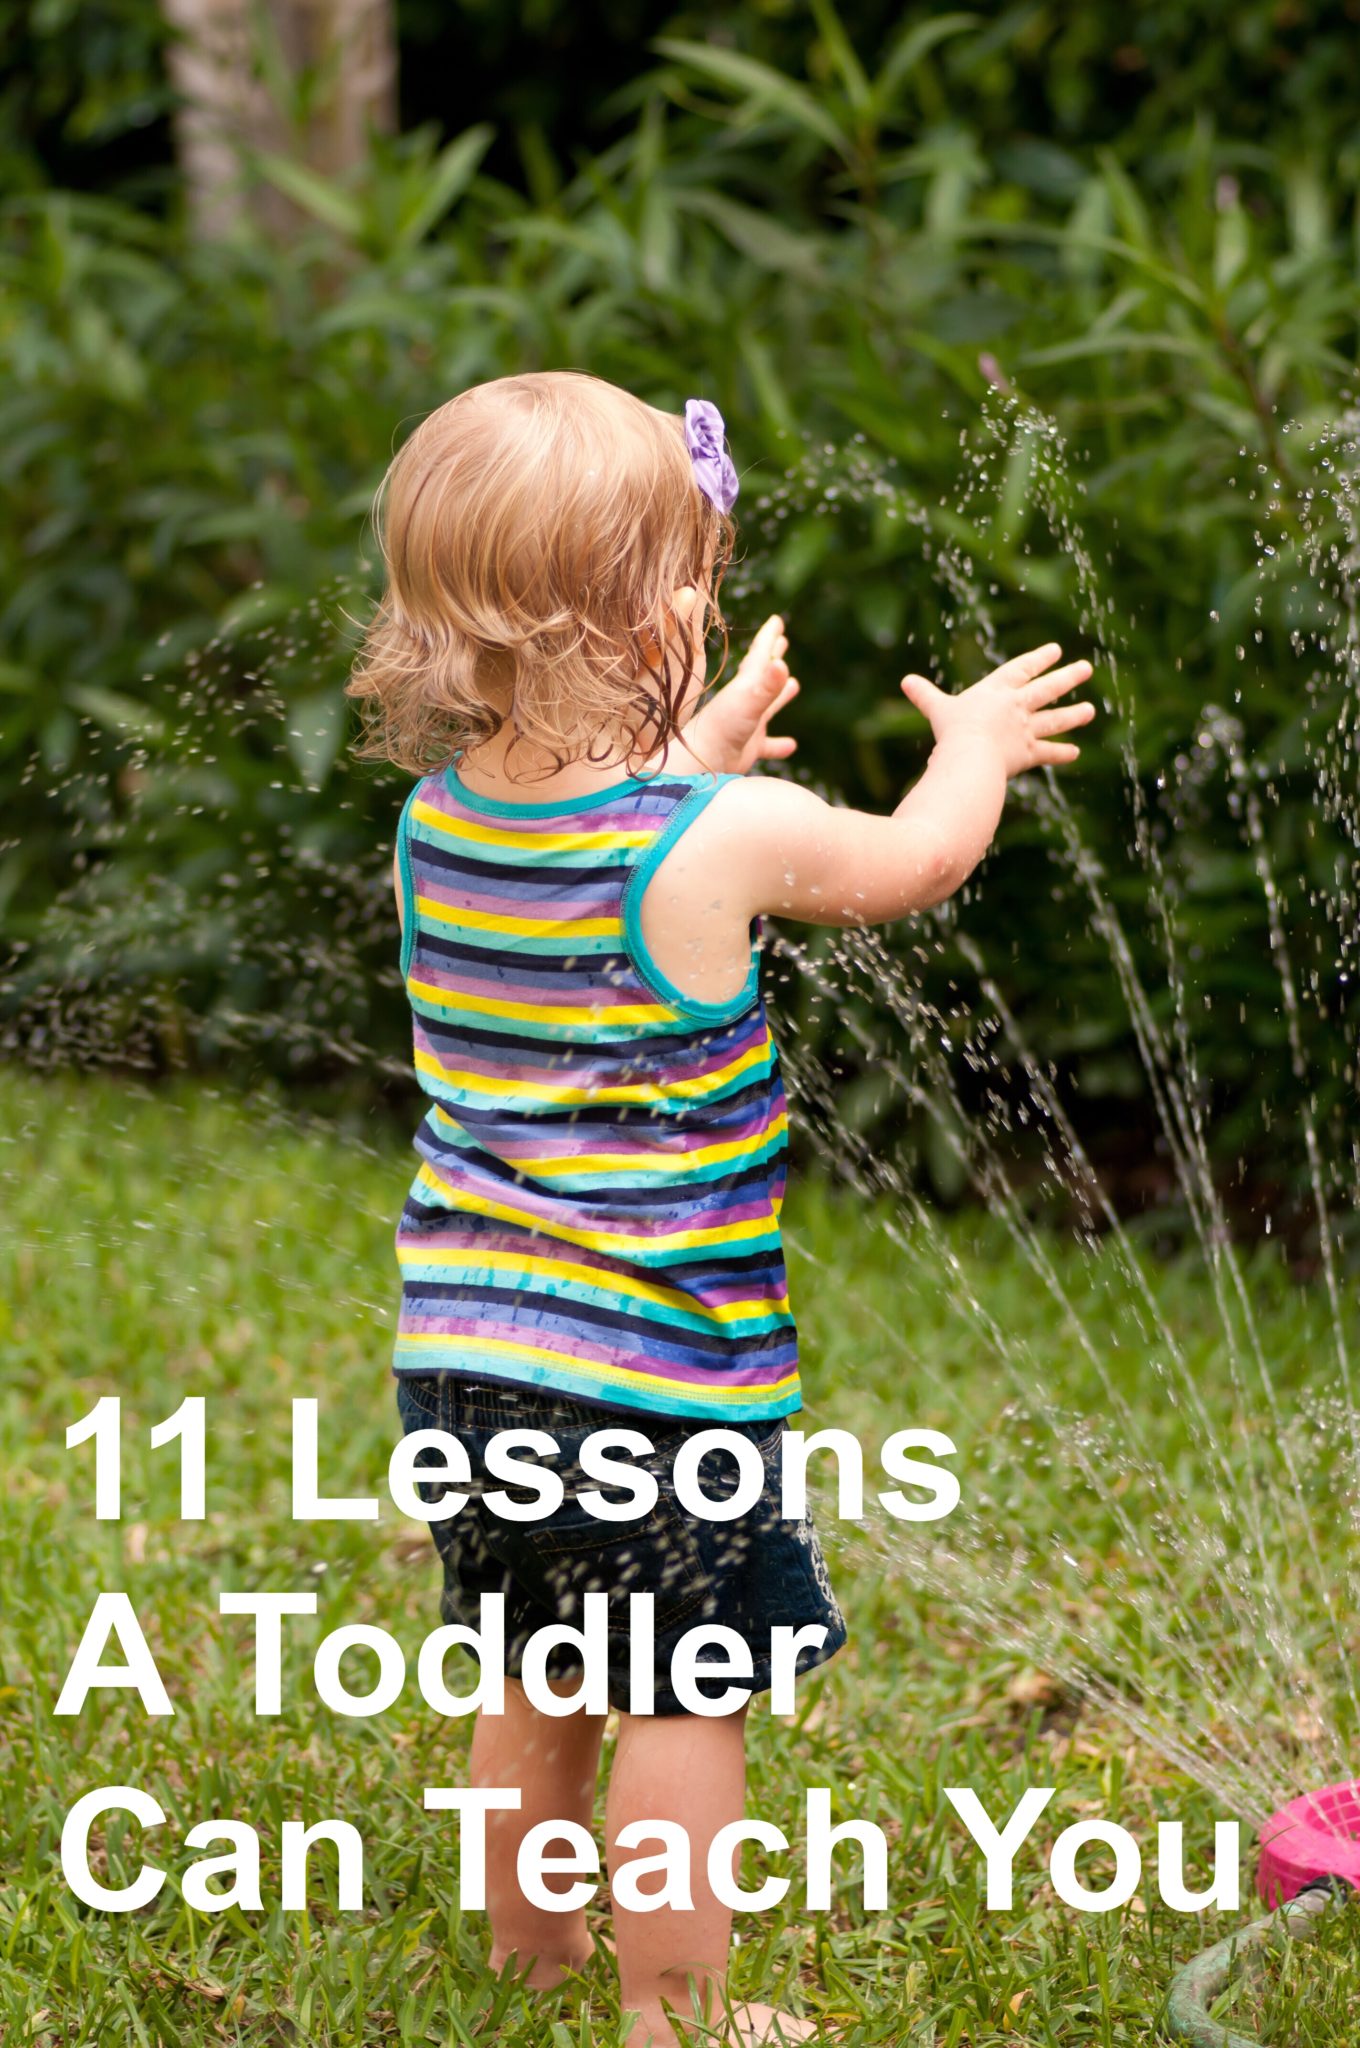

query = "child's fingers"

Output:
[[1033, 700, 1095, 737], [1021, 659, 1093, 708], [988, 641, 1064, 690], [760, 734, 798, 759], [746, 614, 784, 668], [767, 674, 799, 716], [741, 665, 792, 720], [1035, 740, 1081, 766], [900, 672, 947, 718], [736, 649, 788, 700]]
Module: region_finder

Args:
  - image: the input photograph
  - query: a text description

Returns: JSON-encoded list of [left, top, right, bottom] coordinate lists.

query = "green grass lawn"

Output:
[[1, 1068, 1356, 2046]]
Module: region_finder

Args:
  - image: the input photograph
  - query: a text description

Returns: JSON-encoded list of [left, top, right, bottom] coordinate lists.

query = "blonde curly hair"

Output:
[[346, 370, 736, 781]]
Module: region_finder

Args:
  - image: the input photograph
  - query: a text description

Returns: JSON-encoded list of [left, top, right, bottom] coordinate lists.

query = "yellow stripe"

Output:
[[494, 1116, 790, 1177], [413, 1165, 778, 1256], [408, 976, 669, 1028], [396, 1242, 790, 1323], [412, 798, 649, 855], [395, 1329, 799, 1403], [417, 1036, 772, 1107], [414, 894, 621, 940]]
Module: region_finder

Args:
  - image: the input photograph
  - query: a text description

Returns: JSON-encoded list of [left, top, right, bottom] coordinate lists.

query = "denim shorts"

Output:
[[394, 1373, 846, 1716]]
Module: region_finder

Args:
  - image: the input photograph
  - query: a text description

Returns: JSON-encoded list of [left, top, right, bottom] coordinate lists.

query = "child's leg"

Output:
[[606, 1705, 814, 2046], [470, 1676, 607, 1986]]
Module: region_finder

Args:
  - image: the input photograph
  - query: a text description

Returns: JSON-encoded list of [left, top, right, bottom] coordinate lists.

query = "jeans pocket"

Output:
[[396, 1373, 443, 1427], [507, 1487, 711, 1633]]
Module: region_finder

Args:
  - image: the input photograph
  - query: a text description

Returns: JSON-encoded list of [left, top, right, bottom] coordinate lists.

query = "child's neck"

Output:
[[456, 723, 644, 804], [456, 682, 720, 799]]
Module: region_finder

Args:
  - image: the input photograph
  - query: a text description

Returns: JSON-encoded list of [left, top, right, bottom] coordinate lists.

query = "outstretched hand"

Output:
[[899, 642, 1095, 778], [684, 614, 800, 775]]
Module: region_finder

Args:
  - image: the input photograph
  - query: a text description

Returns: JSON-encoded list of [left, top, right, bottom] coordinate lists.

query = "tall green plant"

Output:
[[2, 6, 1357, 1217]]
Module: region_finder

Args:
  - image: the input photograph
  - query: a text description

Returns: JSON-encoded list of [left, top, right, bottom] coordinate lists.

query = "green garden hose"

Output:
[[1164, 1883, 1339, 2048]]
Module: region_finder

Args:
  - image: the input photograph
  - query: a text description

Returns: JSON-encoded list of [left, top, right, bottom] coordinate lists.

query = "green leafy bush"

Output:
[[2, 6, 1358, 1217]]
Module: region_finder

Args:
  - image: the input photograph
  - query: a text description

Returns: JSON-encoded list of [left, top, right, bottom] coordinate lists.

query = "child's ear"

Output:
[[637, 618, 664, 674], [671, 583, 710, 656], [639, 589, 701, 677]]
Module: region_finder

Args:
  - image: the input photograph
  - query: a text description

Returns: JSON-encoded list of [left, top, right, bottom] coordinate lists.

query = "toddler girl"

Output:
[[348, 370, 1093, 2046]]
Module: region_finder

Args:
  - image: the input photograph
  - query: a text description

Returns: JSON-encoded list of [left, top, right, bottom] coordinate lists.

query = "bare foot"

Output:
[[728, 2001, 820, 2044], [489, 1941, 593, 1990], [665, 2002, 822, 2045], [626, 1996, 823, 2047]]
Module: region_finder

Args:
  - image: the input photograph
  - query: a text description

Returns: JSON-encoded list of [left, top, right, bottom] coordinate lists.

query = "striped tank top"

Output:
[[392, 762, 799, 1422]]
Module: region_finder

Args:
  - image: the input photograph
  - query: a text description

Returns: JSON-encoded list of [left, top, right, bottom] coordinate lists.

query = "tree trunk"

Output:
[[160, 0, 398, 240]]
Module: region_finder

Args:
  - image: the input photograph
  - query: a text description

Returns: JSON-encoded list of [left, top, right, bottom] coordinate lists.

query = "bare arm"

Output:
[[687, 643, 1095, 928]]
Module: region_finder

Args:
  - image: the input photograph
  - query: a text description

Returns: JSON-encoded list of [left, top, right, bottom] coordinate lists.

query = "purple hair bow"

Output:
[[684, 398, 739, 515]]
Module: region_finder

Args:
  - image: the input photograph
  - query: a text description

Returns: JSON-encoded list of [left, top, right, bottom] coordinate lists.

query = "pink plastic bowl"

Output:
[[1258, 1779, 1360, 1906]]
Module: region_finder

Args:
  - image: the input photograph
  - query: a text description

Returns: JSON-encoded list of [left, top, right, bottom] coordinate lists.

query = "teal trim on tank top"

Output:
[[424, 757, 760, 1023], [446, 760, 652, 817], [619, 773, 760, 1025], [396, 781, 420, 983]]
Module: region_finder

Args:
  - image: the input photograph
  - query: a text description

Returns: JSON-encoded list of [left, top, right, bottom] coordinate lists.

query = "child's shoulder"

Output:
[[678, 771, 845, 864], [650, 771, 852, 922], [661, 770, 931, 931]]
